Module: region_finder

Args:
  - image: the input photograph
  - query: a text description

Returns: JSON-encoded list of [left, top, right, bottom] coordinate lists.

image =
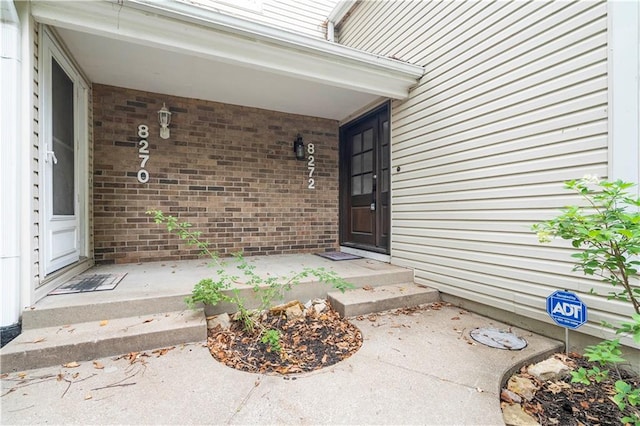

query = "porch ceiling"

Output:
[[31, 0, 424, 121]]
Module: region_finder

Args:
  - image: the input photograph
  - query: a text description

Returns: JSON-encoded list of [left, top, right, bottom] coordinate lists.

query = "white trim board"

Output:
[[608, 0, 640, 193]]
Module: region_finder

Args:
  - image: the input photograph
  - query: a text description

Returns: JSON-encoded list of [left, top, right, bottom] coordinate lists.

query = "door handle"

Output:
[[46, 150, 58, 164]]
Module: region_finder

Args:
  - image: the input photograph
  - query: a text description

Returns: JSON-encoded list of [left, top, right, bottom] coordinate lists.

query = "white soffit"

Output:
[[30, 0, 423, 120]]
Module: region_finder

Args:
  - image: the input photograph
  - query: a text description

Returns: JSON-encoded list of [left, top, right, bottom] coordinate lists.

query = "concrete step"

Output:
[[22, 294, 190, 330], [0, 310, 206, 373], [328, 283, 440, 317]]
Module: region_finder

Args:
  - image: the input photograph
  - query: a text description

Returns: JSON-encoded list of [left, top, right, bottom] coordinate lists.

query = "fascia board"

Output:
[[31, 0, 423, 99], [126, 0, 423, 76]]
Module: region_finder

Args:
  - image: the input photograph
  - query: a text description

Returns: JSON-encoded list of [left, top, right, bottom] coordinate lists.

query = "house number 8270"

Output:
[[137, 124, 150, 183], [307, 143, 315, 189]]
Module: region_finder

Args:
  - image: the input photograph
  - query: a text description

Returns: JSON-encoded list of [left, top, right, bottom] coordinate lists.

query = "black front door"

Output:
[[340, 104, 390, 253]]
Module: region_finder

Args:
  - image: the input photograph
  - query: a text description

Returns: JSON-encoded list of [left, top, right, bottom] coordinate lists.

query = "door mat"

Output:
[[48, 273, 127, 295], [315, 252, 362, 261]]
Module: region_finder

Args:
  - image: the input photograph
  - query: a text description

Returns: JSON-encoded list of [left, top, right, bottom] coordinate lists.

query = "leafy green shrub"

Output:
[[533, 176, 640, 424], [533, 177, 640, 322]]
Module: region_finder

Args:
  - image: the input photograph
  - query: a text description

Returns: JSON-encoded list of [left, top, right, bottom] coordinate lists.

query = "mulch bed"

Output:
[[207, 301, 362, 375], [510, 354, 640, 425]]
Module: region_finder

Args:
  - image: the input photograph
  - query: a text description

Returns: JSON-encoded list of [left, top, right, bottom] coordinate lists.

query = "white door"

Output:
[[41, 30, 86, 275]]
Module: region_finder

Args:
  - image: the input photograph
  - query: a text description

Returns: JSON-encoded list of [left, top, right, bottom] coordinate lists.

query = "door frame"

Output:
[[39, 27, 89, 280], [339, 102, 390, 254]]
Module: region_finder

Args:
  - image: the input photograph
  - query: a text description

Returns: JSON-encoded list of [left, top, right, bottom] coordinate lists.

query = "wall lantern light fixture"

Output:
[[293, 134, 305, 160], [158, 103, 172, 139]]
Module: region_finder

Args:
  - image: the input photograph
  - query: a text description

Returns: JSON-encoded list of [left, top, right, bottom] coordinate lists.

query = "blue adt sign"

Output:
[[546, 290, 588, 329]]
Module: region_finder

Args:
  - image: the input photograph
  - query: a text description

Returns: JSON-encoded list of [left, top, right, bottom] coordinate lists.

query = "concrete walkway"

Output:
[[1, 303, 561, 425]]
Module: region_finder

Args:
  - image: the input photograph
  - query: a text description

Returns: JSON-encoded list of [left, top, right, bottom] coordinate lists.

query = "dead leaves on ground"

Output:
[[504, 354, 640, 426], [1, 345, 178, 400], [208, 301, 461, 375], [208, 302, 362, 375], [0, 373, 58, 398], [546, 380, 571, 395], [112, 346, 174, 365], [152, 346, 174, 357], [354, 301, 454, 323]]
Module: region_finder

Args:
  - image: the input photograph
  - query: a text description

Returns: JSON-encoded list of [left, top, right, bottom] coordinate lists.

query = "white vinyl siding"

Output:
[[182, 0, 336, 38], [338, 1, 635, 346]]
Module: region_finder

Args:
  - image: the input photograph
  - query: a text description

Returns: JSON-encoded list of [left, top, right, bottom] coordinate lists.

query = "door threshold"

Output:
[[35, 258, 94, 303], [340, 246, 390, 263]]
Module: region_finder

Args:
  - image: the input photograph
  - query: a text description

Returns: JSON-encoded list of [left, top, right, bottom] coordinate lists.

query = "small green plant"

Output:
[[147, 209, 217, 260], [147, 209, 354, 343], [614, 379, 640, 410], [622, 415, 640, 426], [260, 329, 282, 353], [570, 366, 609, 385], [584, 339, 626, 366], [533, 177, 640, 424], [569, 339, 625, 385], [569, 367, 594, 385]]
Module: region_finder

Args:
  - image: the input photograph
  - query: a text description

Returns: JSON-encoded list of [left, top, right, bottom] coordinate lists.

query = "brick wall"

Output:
[[92, 84, 339, 264]]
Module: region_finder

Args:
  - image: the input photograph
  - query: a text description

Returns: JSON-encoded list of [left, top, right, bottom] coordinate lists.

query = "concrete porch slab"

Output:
[[24, 254, 413, 328], [31, 254, 413, 308]]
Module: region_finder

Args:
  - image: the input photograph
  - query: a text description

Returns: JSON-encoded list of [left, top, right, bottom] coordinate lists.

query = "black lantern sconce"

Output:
[[293, 134, 305, 160]]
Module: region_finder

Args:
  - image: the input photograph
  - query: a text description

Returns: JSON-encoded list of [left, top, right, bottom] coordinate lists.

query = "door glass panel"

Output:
[[351, 176, 361, 195], [352, 133, 362, 154], [381, 121, 389, 144], [363, 128, 373, 151], [52, 59, 75, 216], [352, 153, 361, 175], [362, 172, 373, 194], [363, 151, 373, 173], [381, 120, 389, 192]]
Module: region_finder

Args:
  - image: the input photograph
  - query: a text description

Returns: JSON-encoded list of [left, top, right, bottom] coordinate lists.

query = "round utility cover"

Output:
[[470, 328, 527, 350]]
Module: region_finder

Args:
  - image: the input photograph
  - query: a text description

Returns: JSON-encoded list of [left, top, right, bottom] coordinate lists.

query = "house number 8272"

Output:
[[307, 143, 315, 189], [137, 124, 150, 183]]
